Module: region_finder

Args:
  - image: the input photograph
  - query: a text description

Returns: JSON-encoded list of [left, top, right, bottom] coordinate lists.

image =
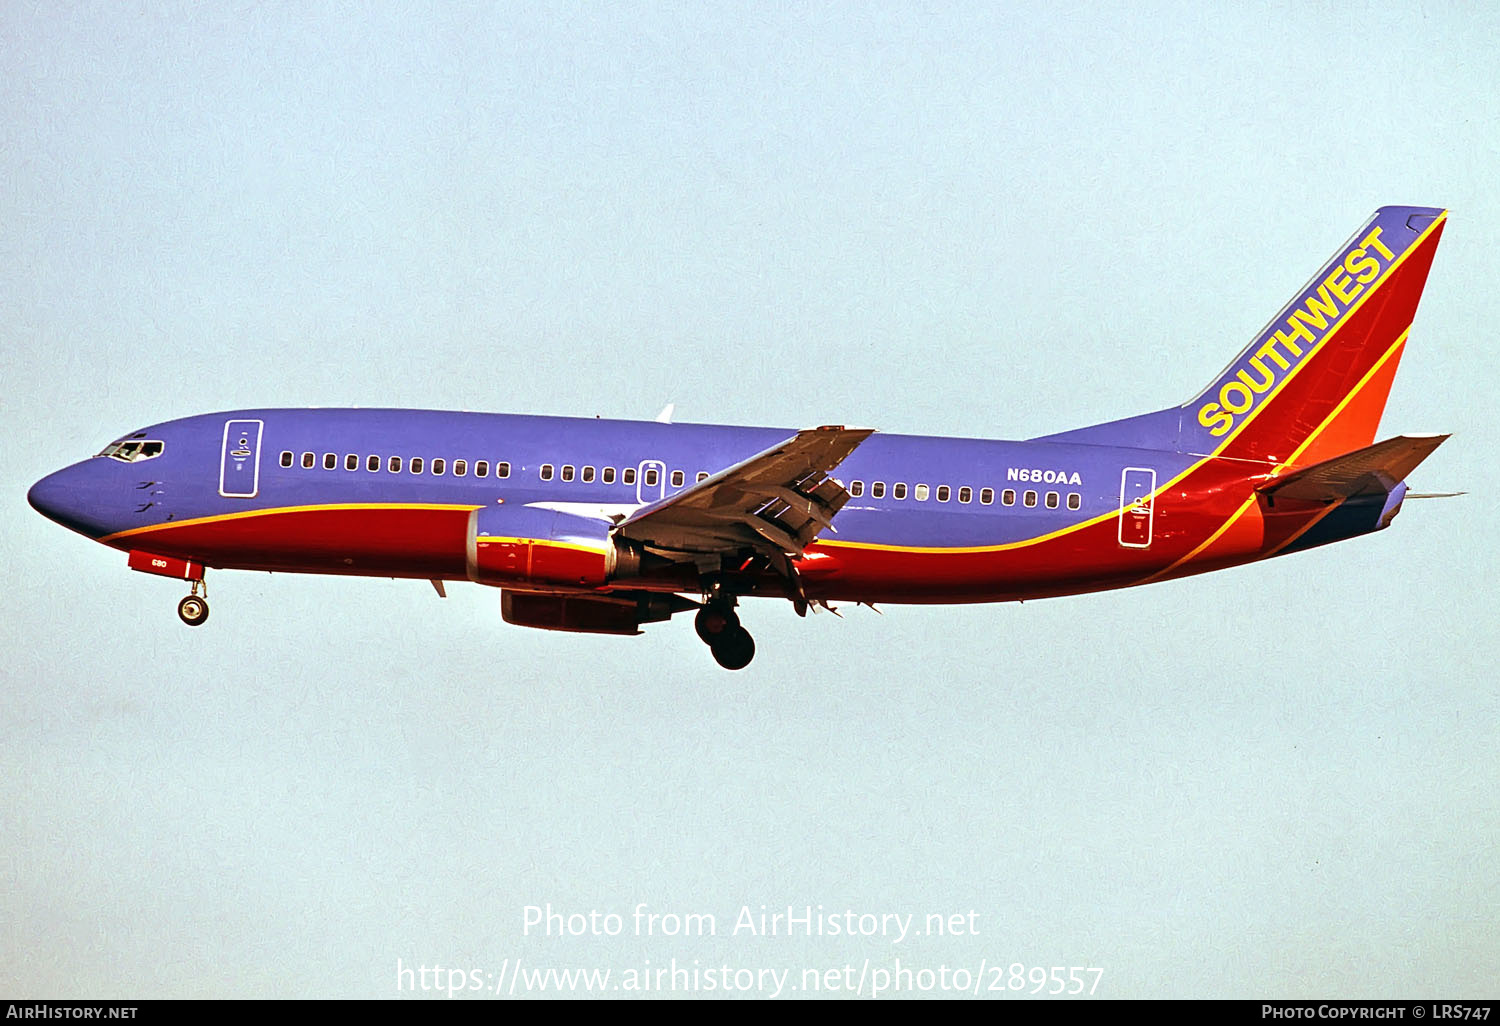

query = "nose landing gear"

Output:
[[695, 595, 755, 670], [177, 579, 209, 626]]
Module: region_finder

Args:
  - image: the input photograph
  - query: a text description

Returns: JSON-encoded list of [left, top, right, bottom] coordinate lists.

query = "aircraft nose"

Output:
[[28, 467, 73, 521], [28, 461, 118, 539]]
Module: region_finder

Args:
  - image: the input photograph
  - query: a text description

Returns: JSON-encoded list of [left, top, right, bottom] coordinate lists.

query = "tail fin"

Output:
[[1187, 205, 1446, 466], [1038, 206, 1446, 460]]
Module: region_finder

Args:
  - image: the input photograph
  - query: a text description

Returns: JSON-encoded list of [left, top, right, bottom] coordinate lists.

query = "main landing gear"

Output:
[[695, 595, 755, 670], [177, 579, 209, 627]]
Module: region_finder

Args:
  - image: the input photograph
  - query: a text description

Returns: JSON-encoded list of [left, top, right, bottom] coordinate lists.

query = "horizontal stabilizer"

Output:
[[1257, 434, 1449, 503]]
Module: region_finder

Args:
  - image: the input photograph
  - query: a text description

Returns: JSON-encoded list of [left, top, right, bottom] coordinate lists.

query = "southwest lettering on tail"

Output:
[[1196, 226, 1398, 438], [29, 206, 1453, 670]]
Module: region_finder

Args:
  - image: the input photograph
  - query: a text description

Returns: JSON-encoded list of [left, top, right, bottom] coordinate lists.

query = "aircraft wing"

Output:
[[1258, 434, 1450, 503], [614, 425, 874, 559]]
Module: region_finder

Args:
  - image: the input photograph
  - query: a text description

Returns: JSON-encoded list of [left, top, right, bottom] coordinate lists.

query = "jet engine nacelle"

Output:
[[465, 505, 642, 588], [500, 590, 691, 636]]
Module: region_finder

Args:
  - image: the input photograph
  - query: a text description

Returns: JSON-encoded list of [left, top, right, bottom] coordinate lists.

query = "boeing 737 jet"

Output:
[[29, 205, 1451, 669]]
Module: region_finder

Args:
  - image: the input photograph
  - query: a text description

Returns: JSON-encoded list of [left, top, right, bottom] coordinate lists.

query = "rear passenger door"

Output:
[[1118, 467, 1156, 548]]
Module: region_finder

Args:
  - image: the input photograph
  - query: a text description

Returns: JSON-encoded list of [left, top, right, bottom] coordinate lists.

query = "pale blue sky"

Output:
[[3, 1, 1496, 998]]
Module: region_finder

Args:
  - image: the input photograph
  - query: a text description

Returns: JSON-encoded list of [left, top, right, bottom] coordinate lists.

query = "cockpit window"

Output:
[[96, 440, 165, 463]]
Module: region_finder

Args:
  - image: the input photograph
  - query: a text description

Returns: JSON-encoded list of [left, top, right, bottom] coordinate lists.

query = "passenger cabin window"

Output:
[[1067, 492, 1082, 510], [849, 481, 863, 497], [582, 466, 595, 483], [497, 462, 510, 479], [1001, 489, 1016, 506], [644, 468, 659, 487], [980, 487, 994, 505], [958, 486, 972, 504], [623, 467, 637, 485], [367, 455, 380, 472], [388, 456, 402, 473], [540, 464, 553, 481], [671, 470, 684, 488], [893, 483, 908, 500], [1024, 490, 1038, 508], [914, 483, 929, 501], [432, 458, 446, 475], [345, 454, 358, 471], [302, 452, 315, 469], [936, 485, 950, 502], [475, 460, 489, 478], [410, 457, 424, 474], [602, 467, 616, 484], [280, 450, 293, 467], [1045, 491, 1059, 509], [323, 453, 336, 470], [561, 464, 574, 482], [872, 481, 886, 499], [453, 460, 467, 477], [697, 471, 709, 483]]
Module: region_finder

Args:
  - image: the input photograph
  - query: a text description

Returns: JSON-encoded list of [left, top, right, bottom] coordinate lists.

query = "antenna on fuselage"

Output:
[[656, 403, 675, 424]]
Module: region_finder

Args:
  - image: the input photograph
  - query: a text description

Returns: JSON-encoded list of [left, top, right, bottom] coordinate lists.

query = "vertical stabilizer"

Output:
[[1184, 206, 1446, 466], [1038, 207, 1446, 464]]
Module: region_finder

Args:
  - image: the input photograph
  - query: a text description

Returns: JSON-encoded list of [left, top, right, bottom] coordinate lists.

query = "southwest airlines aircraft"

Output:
[[29, 206, 1450, 669]]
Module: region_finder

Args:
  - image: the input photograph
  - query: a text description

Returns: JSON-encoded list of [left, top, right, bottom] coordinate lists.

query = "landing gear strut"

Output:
[[177, 579, 209, 627], [695, 593, 755, 670]]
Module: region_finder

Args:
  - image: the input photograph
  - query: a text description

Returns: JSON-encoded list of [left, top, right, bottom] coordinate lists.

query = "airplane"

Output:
[[28, 205, 1451, 670]]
